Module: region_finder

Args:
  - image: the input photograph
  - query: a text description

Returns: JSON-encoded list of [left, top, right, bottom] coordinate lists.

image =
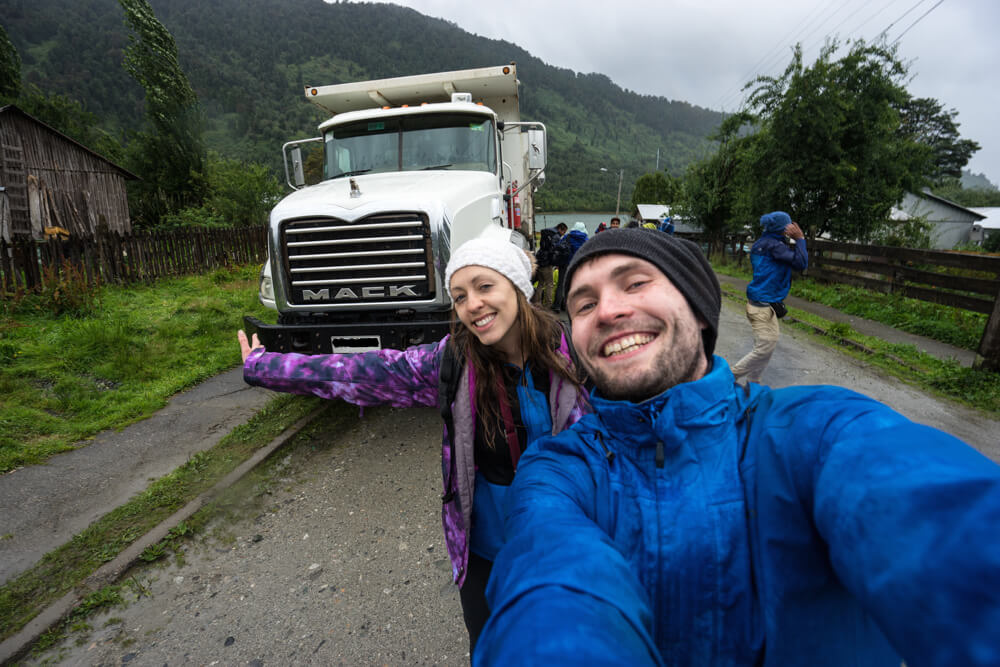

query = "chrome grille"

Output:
[[281, 213, 433, 305]]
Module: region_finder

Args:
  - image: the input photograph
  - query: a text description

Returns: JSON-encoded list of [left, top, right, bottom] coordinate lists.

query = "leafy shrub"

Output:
[[154, 152, 283, 230], [158, 205, 227, 230], [984, 233, 1000, 253], [12, 260, 98, 317], [872, 219, 933, 248]]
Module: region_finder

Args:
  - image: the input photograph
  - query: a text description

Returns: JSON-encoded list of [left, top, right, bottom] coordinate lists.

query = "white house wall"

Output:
[[899, 192, 981, 249]]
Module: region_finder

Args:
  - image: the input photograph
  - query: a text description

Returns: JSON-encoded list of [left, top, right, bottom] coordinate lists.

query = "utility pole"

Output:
[[616, 169, 623, 217]]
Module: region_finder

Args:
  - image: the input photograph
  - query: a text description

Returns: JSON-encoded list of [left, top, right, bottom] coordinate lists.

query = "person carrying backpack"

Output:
[[238, 225, 590, 654], [532, 227, 561, 308], [551, 221, 589, 312]]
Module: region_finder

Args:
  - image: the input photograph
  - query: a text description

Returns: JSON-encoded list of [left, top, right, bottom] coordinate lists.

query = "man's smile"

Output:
[[601, 333, 655, 358]]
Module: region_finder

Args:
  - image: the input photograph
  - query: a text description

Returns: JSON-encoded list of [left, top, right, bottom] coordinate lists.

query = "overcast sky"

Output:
[[358, 0, 999, 185]]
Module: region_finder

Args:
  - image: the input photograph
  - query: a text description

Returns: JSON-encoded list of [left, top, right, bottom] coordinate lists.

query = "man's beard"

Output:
[[582, 319, 706, 403]]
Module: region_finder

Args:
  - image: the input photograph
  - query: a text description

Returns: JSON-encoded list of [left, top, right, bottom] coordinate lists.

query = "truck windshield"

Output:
[[324, 113, 496, 179]]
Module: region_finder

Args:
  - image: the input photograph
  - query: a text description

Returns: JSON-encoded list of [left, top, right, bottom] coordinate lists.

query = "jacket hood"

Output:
[[760, 211, 791, 234]]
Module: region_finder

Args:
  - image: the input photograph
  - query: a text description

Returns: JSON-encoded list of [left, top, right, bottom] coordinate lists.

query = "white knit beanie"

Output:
[[445, 226, 535, 300]]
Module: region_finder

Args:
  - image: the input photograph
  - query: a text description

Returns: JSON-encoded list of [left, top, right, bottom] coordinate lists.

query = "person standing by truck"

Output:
[[238, 227, 589, 652], [532, 227, 562, 308], [551, 222, 589, 312]]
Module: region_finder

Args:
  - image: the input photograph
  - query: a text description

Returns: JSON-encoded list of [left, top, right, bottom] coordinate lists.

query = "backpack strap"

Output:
[[495, 374, 523, 470]]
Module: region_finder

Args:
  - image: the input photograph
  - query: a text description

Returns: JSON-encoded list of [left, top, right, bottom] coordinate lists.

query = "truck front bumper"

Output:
[[243, 315, 452, 354]]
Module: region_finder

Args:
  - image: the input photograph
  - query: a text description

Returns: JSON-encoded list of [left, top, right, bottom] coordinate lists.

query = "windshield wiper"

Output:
[[421, 164, 453, 170]]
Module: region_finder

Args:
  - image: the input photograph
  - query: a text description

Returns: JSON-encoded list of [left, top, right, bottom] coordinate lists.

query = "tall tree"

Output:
[[745, 39, 932, 242], [119, 0, 206, 226], [681, 112, 758, 256], [629, 171, 681, 210], [898, 97, 980, 182]]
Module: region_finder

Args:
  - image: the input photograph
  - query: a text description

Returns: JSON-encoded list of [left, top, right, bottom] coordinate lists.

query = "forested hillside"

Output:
[[3, 0, 724, 211]]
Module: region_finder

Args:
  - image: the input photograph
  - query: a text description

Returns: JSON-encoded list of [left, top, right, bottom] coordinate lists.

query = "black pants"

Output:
[[459, 552, 493, 655]]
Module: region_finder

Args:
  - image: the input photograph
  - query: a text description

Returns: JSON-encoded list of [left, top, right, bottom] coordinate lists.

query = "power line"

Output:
[[716, 0, 884, 112], [891, 0, 946, 43], [843, 0, 909, 40], [828, 0, 889, 41], [876, 0, 931, 37], [713, 0, 830, 111], [714, 0, 940, 114]]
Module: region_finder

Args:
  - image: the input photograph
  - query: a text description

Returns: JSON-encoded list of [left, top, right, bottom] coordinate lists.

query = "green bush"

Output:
[[6, 260, 98, 318], [157, 153, 283, 230]]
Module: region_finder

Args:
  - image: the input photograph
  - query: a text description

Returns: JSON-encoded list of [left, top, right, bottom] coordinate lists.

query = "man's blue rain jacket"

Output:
[[475, 357, 1000, 666], [746, 232, 807, 303]]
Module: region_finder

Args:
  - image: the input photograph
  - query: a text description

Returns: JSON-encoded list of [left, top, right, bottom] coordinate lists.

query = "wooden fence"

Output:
[[0, 226, 267, 295], [808, 239, 1000, 371]]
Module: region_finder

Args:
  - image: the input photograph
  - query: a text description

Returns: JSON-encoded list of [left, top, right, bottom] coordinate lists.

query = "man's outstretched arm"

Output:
[[473, 435, 662, 666]]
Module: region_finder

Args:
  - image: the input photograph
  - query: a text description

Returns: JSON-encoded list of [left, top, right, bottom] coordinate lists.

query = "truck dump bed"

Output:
[[304, 64, 520, 119]]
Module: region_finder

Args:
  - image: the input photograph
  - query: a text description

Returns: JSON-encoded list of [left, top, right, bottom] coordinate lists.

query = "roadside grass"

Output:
[[718, 282, 1000, 415], [790, 278, 986, 351], [710, 255, 987, 351], [0, 393, 325, 646], [0, 264, 274, 473]]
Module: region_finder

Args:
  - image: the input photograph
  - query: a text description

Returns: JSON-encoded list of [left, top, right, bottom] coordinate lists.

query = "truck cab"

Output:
[[246, 64, 546, 354]]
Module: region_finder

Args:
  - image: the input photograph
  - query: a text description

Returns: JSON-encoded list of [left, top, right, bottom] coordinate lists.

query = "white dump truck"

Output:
[[244, 63, 547, 353]]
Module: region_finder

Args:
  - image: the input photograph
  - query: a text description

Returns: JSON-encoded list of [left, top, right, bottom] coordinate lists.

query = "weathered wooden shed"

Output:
[[0, 104, 136, 242]]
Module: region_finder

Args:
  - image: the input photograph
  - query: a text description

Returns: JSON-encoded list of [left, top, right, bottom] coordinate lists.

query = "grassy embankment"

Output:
[[711, 257, 1000, 415], [0, 265, 335, 645]]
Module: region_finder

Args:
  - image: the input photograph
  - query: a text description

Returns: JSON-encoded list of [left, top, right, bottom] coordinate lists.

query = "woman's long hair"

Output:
[[449, 285, 583, 449]]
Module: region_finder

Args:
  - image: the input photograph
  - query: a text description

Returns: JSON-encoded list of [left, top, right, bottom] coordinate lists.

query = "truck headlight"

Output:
[[259, 272, 274, 301]]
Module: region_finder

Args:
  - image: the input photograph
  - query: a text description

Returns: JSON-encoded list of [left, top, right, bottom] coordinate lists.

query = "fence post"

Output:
[[975, 286, 1000, 372]]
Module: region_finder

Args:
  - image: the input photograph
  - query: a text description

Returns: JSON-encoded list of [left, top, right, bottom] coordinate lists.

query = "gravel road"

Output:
[[29, 405, 468, 666], [24, 299, 1000, 666]]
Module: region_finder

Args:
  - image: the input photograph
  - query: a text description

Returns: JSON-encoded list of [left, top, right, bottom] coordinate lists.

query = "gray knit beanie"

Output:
[[564, 228, 721, 359]]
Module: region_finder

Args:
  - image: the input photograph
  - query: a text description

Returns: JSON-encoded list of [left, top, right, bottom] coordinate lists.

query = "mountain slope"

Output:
[[4, 0, 725, 210]]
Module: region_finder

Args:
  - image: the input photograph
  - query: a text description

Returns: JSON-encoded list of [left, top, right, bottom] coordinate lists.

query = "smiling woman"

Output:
[[237, 225, 590, 652]]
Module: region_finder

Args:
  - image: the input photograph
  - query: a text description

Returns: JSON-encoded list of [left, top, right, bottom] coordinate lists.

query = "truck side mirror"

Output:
[[527, 128, 546, 171], [291, 146, 305, 187]]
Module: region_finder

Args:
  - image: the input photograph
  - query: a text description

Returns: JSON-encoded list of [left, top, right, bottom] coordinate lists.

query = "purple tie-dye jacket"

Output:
[[243, 333, 589, 587]]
